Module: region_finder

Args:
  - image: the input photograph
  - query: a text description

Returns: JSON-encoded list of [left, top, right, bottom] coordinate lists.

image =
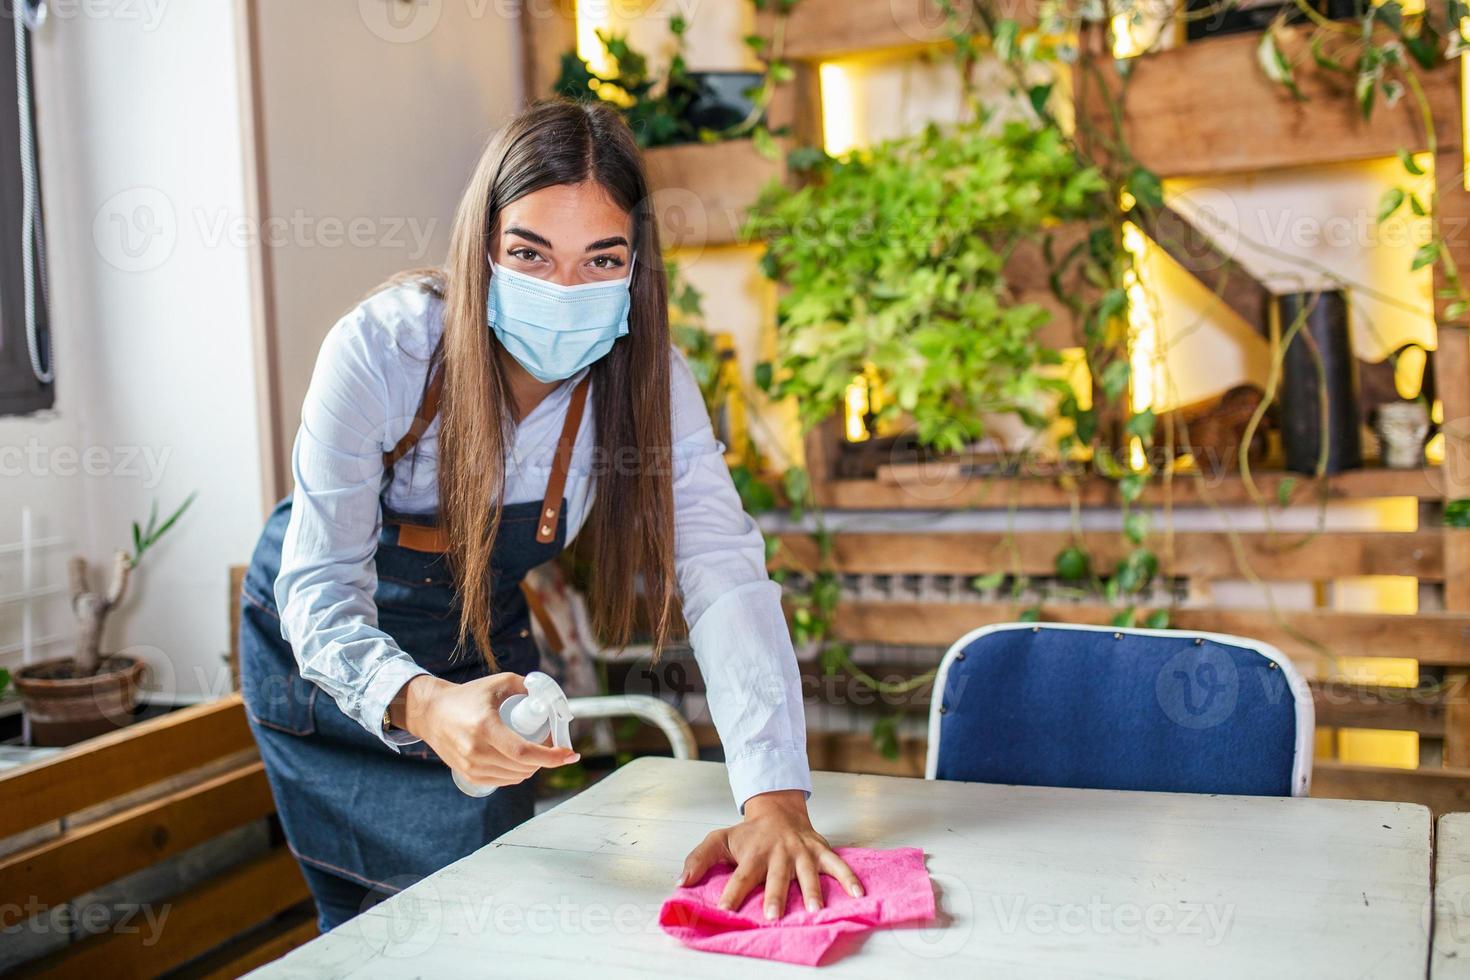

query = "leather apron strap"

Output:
[[383, 371, 592, 554]]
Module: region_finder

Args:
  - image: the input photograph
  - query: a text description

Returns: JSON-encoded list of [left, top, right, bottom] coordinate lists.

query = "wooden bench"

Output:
[[0, 695, 315, 977]]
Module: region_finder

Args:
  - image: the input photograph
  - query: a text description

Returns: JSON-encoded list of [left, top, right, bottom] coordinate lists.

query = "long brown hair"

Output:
[[426, 99, 675, 669]]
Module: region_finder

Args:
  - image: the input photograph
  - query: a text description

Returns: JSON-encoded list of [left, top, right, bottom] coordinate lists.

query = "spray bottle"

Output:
[[452, 671, 575, 798]]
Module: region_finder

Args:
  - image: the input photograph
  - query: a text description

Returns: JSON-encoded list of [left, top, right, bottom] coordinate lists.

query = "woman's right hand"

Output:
[[395, 673, 579, 786]]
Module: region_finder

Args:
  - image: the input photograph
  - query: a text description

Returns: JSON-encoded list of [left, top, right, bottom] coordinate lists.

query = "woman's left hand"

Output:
[[678, 790, 863, 920]]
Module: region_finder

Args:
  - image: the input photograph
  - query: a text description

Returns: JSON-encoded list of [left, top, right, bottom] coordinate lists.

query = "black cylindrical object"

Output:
[[1278, 289, 1361, 474]]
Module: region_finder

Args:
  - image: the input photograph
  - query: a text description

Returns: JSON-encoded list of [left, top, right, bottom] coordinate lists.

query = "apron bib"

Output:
[[239, 371, 589, 893]]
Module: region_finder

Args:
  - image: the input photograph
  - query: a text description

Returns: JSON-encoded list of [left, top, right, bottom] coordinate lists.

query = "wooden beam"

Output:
[[760, 0, 959, 61], [0, 762, 276, 920], [517, 0, 576, 104], [1311, 760, 1470, 817], [773, 529, 1445, 581], [189, 908, 317, 980], [858, 464, 1443, 509], [0, 696, 255, 840], [21, 846, 308, 980], [643, 139, 785, 250], [1078, 24, 1461, 179], [816, 599, 1470, 667], [1134, 204, 1270, 336]]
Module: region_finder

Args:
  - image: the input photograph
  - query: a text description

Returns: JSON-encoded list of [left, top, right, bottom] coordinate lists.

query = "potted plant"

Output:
[[13, 494, 195, 746]]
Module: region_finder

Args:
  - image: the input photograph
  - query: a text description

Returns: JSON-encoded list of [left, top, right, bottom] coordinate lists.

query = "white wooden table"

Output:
[[253, 758, 1432, 979], [1433, 812, 1470, 977]]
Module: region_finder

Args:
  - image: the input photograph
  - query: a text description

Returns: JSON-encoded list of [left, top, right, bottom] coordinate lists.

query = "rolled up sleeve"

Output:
[[669, 349, 812, 812]]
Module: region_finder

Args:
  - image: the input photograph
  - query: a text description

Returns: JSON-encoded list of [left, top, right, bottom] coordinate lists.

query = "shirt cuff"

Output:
[[359, 657, 431, 749], [728, 746, 814, 815]]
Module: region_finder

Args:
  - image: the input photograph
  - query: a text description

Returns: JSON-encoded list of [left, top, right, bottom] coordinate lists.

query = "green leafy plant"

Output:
[[747, 120, 1108, 453], [69, 493, 197, 677], [553, 2, 803, 150]]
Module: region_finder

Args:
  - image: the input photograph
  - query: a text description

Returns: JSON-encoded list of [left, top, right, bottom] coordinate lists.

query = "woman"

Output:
[[238, 99, 860, 932]]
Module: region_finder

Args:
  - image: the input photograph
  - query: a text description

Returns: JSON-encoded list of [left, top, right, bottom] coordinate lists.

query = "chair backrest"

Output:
[[924, 623, 1314, 797]]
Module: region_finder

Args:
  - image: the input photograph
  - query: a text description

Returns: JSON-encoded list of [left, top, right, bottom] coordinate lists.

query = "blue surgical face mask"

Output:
[[486, 255, 634, 383]]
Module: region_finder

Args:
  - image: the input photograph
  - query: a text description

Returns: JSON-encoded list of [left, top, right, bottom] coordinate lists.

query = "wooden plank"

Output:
[[0, 762, 276, 918], [760, 0, 961, 61], [516, 0, 576, 103], [1313, 683, 1446, 737], [1437, 151, 1470, 327], [1311, 760, 1470, 817], [860, 465, 1444, 509], [806, 729, 928, 778], [644, 138, 786, 250], [1135, 204, 1269, 336], [229, 564, 246, 691], [187, 907, 317, 980], [1077, 24, 1460, 179], [817, 600, 1470, 667], [0, 696, 255, 840], [22, 846, 309, 980], [773, 529, 1445, 581]]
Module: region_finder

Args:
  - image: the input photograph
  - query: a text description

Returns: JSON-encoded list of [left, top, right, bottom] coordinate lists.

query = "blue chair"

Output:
[[924, 623, 1314, 797]]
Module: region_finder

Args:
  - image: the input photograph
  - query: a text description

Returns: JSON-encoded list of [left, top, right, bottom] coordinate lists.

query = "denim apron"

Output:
[[239, 370, 590, 899]]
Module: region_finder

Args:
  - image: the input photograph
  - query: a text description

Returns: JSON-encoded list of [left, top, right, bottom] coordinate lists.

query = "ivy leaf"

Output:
[[754, 360, 774, 392], [1125, 408, 1156, 441], [1377, 187, 1405, 223], [1398, 149, 1425, 176], [1447, 499, 1470, 528], [752, 125, 780, 161], [1110, 607, 1136, 627], [1257, 29, 1303, 100], [1143, 609, 1171, 629], [1101, 361, 1131, 401], [993, 19, 1020, 61], [1412, 242, 1441, 271], [1356, 70, 1376, 119], [1027, 83, 1053, 117], [1055, 546, 1090, 581], [1126, 167, 1164, 212], [970, 572, 1006, 592], [1446, 301, 1470, 321], [1409, 193, 1427, 217], [1276, 475, 1297, 507], [1124, 509, 1150, 545], [1019, 606, 1042, 623], [871, 714, 900, 760], [1310, 35, 1347, 73], [1119, 472, 1147, 503]]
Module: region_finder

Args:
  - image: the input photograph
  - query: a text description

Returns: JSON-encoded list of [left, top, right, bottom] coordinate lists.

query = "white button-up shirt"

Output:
[[274, 283, 810, 810]]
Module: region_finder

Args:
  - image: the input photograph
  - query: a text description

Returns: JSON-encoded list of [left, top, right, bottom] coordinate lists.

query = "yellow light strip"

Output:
[[819, 62, 857, 157]]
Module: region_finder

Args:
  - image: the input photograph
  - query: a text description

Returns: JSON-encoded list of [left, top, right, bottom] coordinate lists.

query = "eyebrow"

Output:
[[503, 227, 629, 253]]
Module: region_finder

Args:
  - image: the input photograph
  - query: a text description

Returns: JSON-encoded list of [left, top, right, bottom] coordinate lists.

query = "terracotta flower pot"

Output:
[[12, 655, 147, 746]]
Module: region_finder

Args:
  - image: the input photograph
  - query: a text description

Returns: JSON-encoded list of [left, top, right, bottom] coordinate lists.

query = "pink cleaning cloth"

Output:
[[659, 846, 935, 966]]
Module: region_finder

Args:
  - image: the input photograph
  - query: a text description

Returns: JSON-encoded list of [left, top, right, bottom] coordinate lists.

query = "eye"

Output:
[[588, 254, 625, 270], [508, 246, 544, 263]]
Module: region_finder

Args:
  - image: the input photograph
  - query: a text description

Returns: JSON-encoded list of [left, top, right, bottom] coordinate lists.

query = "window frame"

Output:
[[0, 1, 53, 417]]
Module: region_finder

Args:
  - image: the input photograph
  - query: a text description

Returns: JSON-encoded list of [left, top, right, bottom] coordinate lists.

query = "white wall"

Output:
[[251, 1, 526, 494], [2, 1, 262, 701]]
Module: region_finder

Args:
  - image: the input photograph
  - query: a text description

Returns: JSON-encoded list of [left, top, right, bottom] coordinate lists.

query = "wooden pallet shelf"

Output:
[[1078, 24, 1462, 179], [757, 0, 957, 61], [813, 599, 1470, 670], [773, 528, 1443, 581], [643, 138, 785, 250], [818, 464, 1445, 510]]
